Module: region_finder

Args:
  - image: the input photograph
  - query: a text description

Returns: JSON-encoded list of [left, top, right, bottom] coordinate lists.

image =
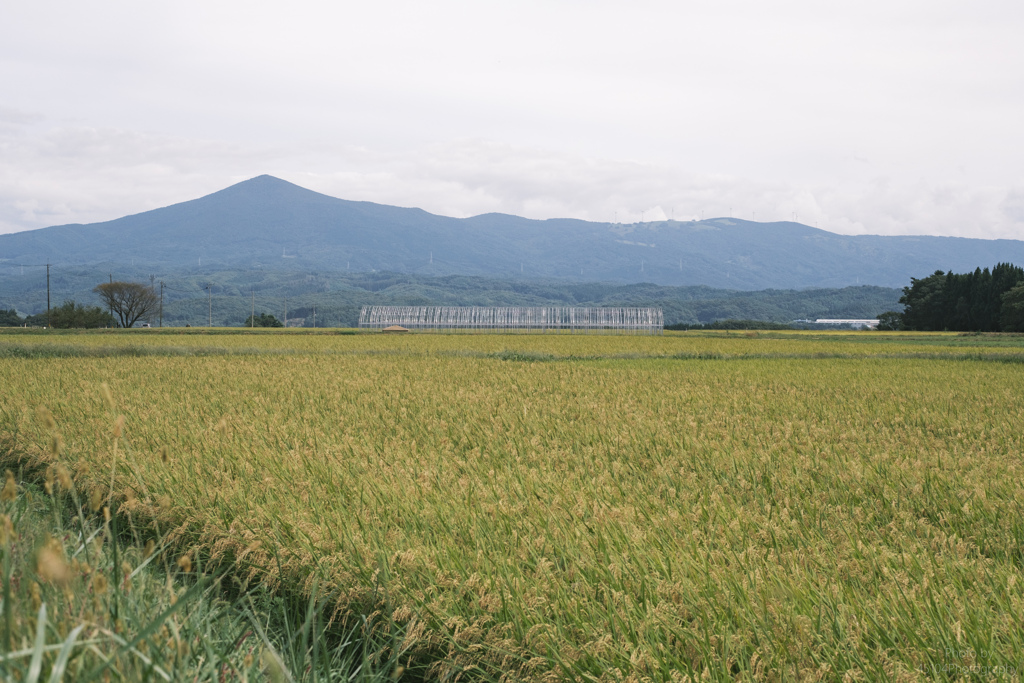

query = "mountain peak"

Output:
[[2, 176, 1023, 290], [195, 174, 340, 208], [216, 174, 312, 194]]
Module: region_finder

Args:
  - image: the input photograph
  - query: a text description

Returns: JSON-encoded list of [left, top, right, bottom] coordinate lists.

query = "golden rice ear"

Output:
[[56, 465, 73, 491], [36, 539, 72, 586], [0, 471, 16, 503], [89, 486, 104, 512], [113, 415, 125, 438], [35, 405, 57, 430], [0, 514, 12, 547], [100, 382, 116, 411], [29, 581, 41, 610]]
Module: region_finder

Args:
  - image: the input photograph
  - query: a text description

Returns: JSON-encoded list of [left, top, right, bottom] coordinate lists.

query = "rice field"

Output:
[[1, 329, 1023, 680], [3, 327, 1024, 360]]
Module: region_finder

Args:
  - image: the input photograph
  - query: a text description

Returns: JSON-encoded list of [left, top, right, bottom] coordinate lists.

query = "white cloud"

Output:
[[0, 125, 285, 231], [0, 106, 43, 126], [3, 129, 1024, 241], [1, 1, 1024, 242]]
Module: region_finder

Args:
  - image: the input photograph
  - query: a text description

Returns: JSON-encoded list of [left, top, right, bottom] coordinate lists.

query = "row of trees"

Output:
[[90, 283, 284, 328], [882, 263, 1024, 331], [0, 282, 156, 328], [0, 302, 114, 328], [3, 282, 287, 329]]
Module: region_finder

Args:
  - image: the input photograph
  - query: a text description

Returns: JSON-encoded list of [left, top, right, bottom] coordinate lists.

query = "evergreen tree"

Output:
[[1001, 283, 1024, 332], [899, 263, 1024, 331], [899, 270, 947, 330]]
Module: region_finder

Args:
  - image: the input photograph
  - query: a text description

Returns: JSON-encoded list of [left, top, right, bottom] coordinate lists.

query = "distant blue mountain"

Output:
[[2, 174, 1022, 290]]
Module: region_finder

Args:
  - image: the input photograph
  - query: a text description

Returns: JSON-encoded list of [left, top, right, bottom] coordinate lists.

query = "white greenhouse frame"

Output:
[[359, 306, 664, 334]]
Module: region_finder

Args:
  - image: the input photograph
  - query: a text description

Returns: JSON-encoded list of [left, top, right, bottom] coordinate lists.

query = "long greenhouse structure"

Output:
[[359, 306, 664, 334]]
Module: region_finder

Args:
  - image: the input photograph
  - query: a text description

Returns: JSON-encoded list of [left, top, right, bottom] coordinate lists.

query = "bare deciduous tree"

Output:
[[93, 282, 158, 328]]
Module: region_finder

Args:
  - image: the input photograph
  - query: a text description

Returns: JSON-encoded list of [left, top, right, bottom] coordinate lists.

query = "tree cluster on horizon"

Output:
[[0, 301, 114, 328], [882, 263, 1024, 331], [244, 312, 283, 327]]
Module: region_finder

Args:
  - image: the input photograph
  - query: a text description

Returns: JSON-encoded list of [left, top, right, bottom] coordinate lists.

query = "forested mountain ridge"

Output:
[[0, 268, 902, 328], [2, 175, 1023, 290]]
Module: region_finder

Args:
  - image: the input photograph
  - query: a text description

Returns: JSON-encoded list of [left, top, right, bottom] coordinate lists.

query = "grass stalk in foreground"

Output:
[[0, 470, 410, 682]]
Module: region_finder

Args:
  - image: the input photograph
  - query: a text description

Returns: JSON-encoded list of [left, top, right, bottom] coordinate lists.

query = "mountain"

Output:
[[2, 174, 1023, 290]]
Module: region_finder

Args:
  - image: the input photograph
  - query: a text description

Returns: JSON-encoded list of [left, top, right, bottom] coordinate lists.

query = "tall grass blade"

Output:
[[26, 603, 47, 683], [80, 577, 209, 682], [47, 624, 86, 683]]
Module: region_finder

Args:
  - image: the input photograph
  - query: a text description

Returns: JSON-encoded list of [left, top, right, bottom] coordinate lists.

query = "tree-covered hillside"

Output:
[[0, 269, 901, 328]]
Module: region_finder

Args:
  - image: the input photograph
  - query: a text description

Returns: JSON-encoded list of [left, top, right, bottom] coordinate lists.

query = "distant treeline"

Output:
[[0, 301, 113, 328], [886, 263, 1024, 331]]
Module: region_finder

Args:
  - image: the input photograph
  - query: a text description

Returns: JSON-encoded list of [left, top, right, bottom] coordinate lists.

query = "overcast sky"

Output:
[[2, 0, 1023, 239]]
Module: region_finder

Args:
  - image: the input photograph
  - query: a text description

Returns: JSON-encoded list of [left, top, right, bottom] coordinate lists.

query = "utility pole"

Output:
[[207, 284, 212, 327], [159, 282, 164, 327], [312, 304, 316, 329], [109, 273, 113, 326], [46, 263, 51, 329], [251, 289, 255, 328], [284, 297, 287, 328]]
